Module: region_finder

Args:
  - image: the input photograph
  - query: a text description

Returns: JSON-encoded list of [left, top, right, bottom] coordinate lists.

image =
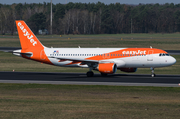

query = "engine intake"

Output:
[[97, 63, 117, 74]]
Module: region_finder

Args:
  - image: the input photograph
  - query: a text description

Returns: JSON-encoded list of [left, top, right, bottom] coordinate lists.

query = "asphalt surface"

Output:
[[0, 72, 180, 87]]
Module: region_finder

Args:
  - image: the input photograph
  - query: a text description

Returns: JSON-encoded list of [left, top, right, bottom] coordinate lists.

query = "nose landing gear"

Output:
[[150, 67, 156, 77]]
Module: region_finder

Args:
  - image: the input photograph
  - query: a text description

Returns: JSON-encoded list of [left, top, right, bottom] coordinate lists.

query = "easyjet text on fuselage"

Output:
[[122, 50, 146, 55]]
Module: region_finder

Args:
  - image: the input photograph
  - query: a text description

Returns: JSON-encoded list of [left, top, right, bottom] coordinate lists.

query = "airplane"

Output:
[[10, 20, 176, 77]]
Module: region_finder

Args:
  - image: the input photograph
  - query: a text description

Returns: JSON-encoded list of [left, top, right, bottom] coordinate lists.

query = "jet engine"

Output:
[[97, 63, 117, 74], [119, 68, 137, 73]]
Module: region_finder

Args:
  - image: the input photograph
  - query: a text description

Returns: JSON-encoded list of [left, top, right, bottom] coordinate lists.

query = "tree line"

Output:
[[0, 2, 180, 35]]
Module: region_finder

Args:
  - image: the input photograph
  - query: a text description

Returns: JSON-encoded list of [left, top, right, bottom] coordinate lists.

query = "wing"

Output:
[[48, 56, 99, 63], [48, 56, 114, 66]]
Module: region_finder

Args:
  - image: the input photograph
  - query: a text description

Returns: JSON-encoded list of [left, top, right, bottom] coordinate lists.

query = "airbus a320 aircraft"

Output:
[[12, 20, 176, 77]]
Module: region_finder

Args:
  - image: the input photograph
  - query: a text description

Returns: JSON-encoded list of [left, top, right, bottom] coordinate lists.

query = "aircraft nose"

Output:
[[170, 56, 176, 65]]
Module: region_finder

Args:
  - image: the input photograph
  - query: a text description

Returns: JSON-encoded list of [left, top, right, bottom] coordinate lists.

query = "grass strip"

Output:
[[0, 83, 180, 119]]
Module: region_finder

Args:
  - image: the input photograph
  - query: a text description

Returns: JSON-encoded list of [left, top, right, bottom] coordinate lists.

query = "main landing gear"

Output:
[[86, 71, 94, 77], [150, 67, 156, 77]]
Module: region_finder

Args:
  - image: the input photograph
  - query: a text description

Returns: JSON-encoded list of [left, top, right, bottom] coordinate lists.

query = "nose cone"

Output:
[[169, 56, 176, 65]]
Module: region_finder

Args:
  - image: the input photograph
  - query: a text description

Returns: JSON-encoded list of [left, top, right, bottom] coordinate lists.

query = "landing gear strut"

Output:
[[86, 71, 94, 77], [150, 67, 156, 77]]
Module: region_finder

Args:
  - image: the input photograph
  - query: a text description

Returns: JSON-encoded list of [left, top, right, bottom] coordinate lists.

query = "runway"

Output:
[[0, 72, 179, 87]]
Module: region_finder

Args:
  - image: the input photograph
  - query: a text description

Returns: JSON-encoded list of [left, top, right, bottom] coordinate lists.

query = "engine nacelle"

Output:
[[97, 63, 117, 74], [119, 68, 137, 73]]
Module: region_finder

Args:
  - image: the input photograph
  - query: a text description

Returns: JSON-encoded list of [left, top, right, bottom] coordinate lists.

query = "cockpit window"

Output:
[[159, 53, 169, 56]]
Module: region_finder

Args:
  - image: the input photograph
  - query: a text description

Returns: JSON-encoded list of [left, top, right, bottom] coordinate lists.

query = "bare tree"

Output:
[[81, 10, 89, 34], [112, 10, 124, 33], [62, 10, 72, 34], [0, 7, 11, 35]]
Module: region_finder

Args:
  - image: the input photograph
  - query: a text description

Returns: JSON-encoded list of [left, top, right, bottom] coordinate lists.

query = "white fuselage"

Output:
[[44, 48, 176, 68]]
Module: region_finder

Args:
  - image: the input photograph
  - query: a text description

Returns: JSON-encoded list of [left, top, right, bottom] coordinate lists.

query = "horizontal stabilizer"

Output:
[[0, 47, 21, 52], [12, 49, 32, 57]]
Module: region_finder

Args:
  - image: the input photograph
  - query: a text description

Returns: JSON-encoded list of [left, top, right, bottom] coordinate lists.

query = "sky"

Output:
[[1, 0, 180, 5]]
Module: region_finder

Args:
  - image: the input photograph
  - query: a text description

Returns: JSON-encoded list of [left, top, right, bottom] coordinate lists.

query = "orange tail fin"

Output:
[[16, 20, 44, 50]]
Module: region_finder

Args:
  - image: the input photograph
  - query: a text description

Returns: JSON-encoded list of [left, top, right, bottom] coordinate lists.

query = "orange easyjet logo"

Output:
[[18, 22, 37, 46], [122, 50, 146, 55]]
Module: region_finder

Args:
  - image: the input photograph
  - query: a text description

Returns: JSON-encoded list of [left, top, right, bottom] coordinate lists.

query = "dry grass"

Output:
[[0, 34, 180, 50], [0, 84, 180, 119]]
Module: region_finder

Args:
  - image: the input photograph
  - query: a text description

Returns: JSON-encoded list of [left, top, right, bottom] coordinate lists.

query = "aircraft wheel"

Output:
[[151, 73, 156, 77], [86, 71, 94, 77]]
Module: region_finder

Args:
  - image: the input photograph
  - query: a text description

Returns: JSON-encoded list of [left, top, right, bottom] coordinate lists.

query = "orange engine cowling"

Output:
[[119, 68, 137, 73], [97, 63, 117, 74]]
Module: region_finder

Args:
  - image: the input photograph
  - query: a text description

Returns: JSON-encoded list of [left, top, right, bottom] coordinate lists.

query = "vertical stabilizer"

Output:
[[15, 20, 44, 50]]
